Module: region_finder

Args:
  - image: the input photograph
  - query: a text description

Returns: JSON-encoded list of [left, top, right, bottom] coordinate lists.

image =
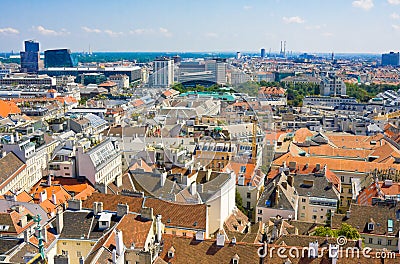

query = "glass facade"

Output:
[[44, 49, 77, 68]]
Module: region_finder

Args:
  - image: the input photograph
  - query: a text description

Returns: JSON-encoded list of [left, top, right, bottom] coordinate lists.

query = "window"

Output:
[[247, 192, 251, 199], [62, 250, 68, 255], [258, 209, 262, 214], [368, 238, 373, 244], [312, 215, 317, 220], [341, 176, 344, 182], [183, 232, 187, 237], [64, 167, 69, 170], [300, 213, 305, 218], [388, 240, 392, 246], [302, 198, 306, 203], [348, 188, 352, 194], [172, 231, 176, 235], [368, 223, 374, 231], [246, 202, 251, 209], [62, 242, 66, 245], [233, 259, 239, 264], [302, 206, 305, 210], [320, 216, 324, 219], [313, 209, 317, 212], [378, 239, 382, 245], [76, 243, 80, 246], [258, 217, 262, 222], [77, 251, 81, 257]]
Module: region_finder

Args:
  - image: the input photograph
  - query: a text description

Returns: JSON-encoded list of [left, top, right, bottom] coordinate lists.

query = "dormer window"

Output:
[[167, 246, 175, 258], [232, 254, 240, 264], [388, 219, 394, 233], [368, 222, 374, 231]]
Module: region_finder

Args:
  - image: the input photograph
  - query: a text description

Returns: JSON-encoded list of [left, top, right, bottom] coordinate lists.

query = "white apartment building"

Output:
[[153, 58, 174, 87], [76, 137, 122, 186]]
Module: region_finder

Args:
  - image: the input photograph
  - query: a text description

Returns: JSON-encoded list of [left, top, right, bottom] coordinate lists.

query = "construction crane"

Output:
[[251, 115, 258, 164], [374, 110, 400, 121]]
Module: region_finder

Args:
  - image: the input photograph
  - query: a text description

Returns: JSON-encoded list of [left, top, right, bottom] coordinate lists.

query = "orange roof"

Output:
[[0, 100, 21, 118], [224, 162, 256, 186], [98, 81, 117, 87], [30, 184, 71, 206], [293, 128, 314, 143], [129, 159, 154, 173], [274, 152, 400, 173], [115, 214, 153, 249], [56, 96, 78, 105]]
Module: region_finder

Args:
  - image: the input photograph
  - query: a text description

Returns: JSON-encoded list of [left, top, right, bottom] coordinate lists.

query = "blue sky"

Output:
[[1, 0, 400, 53]]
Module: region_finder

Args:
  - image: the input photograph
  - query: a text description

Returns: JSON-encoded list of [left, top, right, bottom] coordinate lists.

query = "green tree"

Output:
[[235, 190, 246, 214], [313, 226, 336, 237], [336, 223, 360, 240]]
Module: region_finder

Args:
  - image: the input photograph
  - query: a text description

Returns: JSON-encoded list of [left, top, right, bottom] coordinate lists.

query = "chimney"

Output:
[[52, 193, 57, 205], [140, 207, 154, 220], [231, 237, 237, 245], [308, 241, 319, 258], [323, 164, 328, 176], [195, 231, 204, 241], [189, 182, 197, 196], [1, 151, 6, 158], [115, 229, 124, 256], [346, 210, 351, 219], [206, 169, 212, 182], [48, 174, 52, 187], [97, 202, 103, 214], [67, 199, 82, 210], [112, 249, 117, 264], [274, 186, 280, 205], [160, 172, 167, 187], [41, 227, 47, 243], [93, 202, 98, 215], [23, 230, 29, 242], [39, 190, 47, 203], [156, 215, 162, 243], [56, 210, 64, 234], [216, 234, 225, 246], [20, 215, 27, 227], [287, 175, 294, 187], [10, 134, 14, 144], [15, 132, 19, 142], [117, 203, 129, 217], [288, 161, 296, 171]]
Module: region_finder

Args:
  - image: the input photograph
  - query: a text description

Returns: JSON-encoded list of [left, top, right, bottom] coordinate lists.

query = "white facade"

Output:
[[153, 59, 174, 87], [76, 138, 122, 185]]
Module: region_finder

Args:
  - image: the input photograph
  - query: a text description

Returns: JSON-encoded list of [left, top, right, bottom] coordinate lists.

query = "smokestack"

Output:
[[56, 210, 64, 234], [115, 229, 124, 256], [156, 215, 162, 243]]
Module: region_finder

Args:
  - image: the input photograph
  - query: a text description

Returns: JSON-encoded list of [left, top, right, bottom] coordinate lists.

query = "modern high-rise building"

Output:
[[236, 52, 241, 60], [382, 52, 400, 66], [261, 48, 266, 58], [152, 57, 174, 87], [20, 40, 40, 73], [205, 59, 227, 85], [44, 49, 77, 68]]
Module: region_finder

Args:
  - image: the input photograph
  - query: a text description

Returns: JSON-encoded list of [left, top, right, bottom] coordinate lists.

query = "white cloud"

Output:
[[392, 24, 400, 30], [305, 24, 327, 30], [321, 32, 334, 37], [205, 32, 218, 38], [159, 27, 172, 37], [282, 16, 305, 24], [388, 0, 400, 5], [243, 5, 252, 10], [34, 25, 69, 36], [0, 27, 19, 35], [82, 26, 102, 33], [104, 29, 123, 37], [391, 12, 400, 19], [352, 0, 374, 10], [129, 28, 154, 35]]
